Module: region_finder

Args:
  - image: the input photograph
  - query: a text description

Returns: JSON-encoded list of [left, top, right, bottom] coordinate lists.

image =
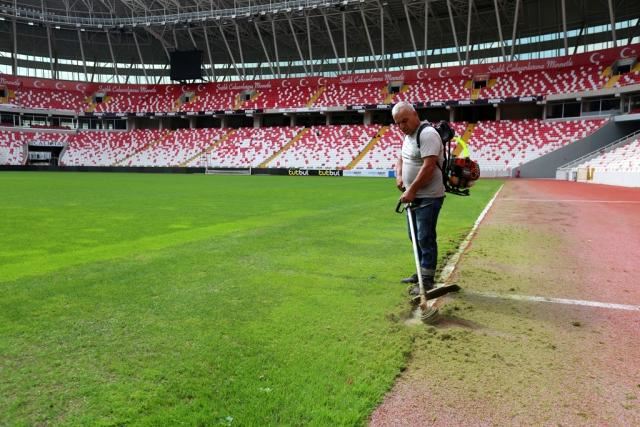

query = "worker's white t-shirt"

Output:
[[401, 124, 445, 198]]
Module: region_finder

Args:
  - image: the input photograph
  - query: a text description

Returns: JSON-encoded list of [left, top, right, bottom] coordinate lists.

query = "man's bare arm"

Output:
[[395, 156, 404, 192]]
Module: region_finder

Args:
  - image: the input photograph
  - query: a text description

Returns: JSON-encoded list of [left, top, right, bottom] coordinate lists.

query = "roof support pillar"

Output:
[[493, 0, 506, 61], [510, 0, 521, 60], [423, 0, 429, 68], [234, 22, 246, 79], [322, 13, 342, 73], [218, 24, 242, 79], [271, 19, 281, 78], [360, 8, 380, 71], [288, 17, 309, 74], [403, 2, 421, 68], [607, 0, 617, 47], [561, 0, 569, 55], [47, 25, 55, 79], [380, 6, 385, 71], [105, 29, 120, 84], [202, 25, 216, 81], [77, 29, 89, 82], [306, 15, 314, 75], [254, 21, 276, 78], [446, 0, 463, 64], [343, 12, 349, 72], [465, 0, 473, 65], [12, 19, 17, 75], [132, 31, 149, 84]]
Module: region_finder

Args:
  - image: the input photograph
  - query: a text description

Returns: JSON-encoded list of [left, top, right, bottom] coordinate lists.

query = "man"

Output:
[[392, 101, 445, 295]]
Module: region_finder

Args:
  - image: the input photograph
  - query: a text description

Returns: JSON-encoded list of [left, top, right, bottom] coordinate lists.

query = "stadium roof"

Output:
[[1, 0, 639, 82]]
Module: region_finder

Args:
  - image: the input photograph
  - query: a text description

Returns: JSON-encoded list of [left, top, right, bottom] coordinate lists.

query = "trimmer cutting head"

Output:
[[410, 284, 461, 323]]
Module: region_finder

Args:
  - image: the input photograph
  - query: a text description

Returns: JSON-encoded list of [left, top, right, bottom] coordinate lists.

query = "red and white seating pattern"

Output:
[[204, 126, 302, 168], [3, 62, 638, 113], [94, 87, 182, 113], [470, 118, 606, 172], [242, 86, 316, 109], [538, 65, 606, 94], [61, 129, 166, 166], [1, 131, 27, 165], [314, 84, 383, 107], [0, 129, 75, 165], [618, 68, 640, 86], [13, 88, 85, 112], [353, 122, 468, 169], [123, 128, 227, 167], [352, 125, 403, 170], [397, 78, 471, 103], [0, 139, 23, 165], [179, 89, 237, 112], [482, 66, 607, 98], [1, 119, 609, 170], [269, 124, 380, 168], [574, 137, 640, 172]]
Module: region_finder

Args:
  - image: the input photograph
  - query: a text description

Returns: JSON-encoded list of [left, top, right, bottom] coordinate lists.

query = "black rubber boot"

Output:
[[407, 275, 435, 295], [400, 273, 418, 284]]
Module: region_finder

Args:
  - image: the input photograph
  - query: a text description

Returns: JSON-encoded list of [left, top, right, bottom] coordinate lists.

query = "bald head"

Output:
[[392, 101, 420, 135], [391, 101, 416, 118]]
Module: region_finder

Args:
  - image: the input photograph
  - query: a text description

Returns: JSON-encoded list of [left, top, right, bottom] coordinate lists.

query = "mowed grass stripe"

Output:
[[0, 207, 314, 282], [0, 172, 502, 425]]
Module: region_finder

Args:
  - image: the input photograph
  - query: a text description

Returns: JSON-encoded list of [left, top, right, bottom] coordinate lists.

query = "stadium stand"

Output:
[[618, 66, 640, 86], [475, 65, 606, 99], [120, 128, 228, 167], [14, 88, 85, 112], [314, 83, 385, 107], [471, 118, 606, 173], [92, 87, 182, 113], [0, 129, 75, 165], [267, 124, 381, 168], [397, 78, 471, 102], [61, 129, 167, 167], [242, 86, 317, 109], [0, 131, 27, 165], [353, 122, 469, 169], [573, 136, 640, 172], [179, 87, 240, 112], [1, 119, 608, 171], [204, 126, 302, 168], [3, 59, 640, 113]]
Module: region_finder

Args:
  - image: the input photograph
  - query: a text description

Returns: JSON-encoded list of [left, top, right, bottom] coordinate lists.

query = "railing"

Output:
[[556, 128, 640, 171], [0, 0, 359, 28]]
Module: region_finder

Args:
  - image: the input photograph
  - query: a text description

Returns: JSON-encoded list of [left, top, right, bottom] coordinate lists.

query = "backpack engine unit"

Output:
[[417, 121, 480, 196]]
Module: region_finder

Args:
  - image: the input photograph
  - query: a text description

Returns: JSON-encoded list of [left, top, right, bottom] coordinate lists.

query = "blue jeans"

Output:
[[407, 197, 444, 277]]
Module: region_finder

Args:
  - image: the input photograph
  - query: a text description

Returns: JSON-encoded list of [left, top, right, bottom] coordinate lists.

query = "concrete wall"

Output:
[[587, 171, 640, 187], [516, 119, 640, 178]]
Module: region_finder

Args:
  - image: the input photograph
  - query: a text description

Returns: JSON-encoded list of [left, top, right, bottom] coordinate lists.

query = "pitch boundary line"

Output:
[[467, 291, 640, 312], [437, 185, 640, 313], [500, 198, 640, 204], [438, 184, 504, 284]]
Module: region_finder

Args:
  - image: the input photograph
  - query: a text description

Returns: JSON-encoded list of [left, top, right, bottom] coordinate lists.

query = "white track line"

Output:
[[500, 198, 640, 204], [438, 187, 640, 312], [468, 291, 640, 312], [438, 184, 504, 284]]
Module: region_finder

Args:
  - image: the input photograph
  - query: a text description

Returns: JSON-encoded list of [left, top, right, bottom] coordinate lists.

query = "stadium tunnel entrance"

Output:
[[27, 144, 64, 166]]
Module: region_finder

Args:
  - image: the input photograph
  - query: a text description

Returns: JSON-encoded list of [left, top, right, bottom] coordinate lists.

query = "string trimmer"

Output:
[[395, 200, 461, 323]]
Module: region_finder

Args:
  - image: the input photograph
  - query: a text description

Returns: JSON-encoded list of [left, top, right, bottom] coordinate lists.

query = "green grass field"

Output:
[[0, 172, 501, 426]]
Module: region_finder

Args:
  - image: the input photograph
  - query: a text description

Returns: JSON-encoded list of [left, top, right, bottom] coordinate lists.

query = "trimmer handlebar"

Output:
[[395, 199, 416, 213]]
